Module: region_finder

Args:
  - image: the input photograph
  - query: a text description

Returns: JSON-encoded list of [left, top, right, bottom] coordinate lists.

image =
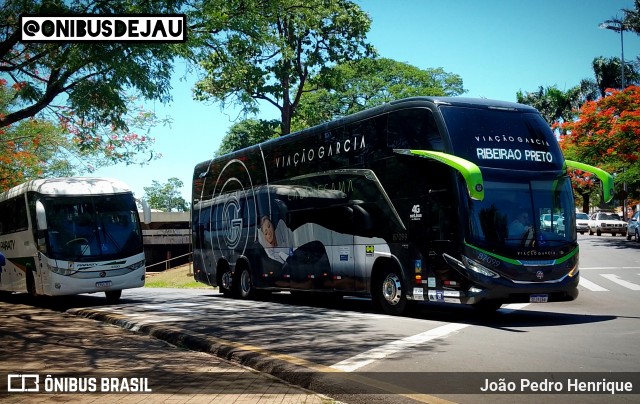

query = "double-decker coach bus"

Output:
[[0, 177, 150, 302], [192, 97, 613, 315]]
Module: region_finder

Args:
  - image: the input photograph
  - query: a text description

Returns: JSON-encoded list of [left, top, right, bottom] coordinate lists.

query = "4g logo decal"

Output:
[[410, 204, 423, 221]]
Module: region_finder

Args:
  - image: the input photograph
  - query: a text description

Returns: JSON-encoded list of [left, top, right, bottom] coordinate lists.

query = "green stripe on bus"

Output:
[[5, 256, 35, 272], [466, 243, 579, 266], [465, 243, 522, 266]]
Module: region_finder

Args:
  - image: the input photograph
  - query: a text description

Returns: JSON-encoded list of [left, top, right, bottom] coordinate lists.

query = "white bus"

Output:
[[0, 177, 150, 302]]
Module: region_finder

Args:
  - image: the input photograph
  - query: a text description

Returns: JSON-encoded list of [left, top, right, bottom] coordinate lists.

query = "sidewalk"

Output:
[[0, 298, 333, 403]]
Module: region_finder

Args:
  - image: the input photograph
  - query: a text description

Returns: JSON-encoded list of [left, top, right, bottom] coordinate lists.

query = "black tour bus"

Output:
[[191, 97, 613, 315]]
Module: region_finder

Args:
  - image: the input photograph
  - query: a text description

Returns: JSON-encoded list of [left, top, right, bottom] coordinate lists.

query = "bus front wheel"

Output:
[[472, 300, 502, 314], [374, 268, 407, 316], [26, 269, 37, 298], [105, 290, 122, 303]]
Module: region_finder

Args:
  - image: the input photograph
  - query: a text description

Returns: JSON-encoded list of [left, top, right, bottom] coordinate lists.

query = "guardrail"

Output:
[[146, 251, 193, 274]]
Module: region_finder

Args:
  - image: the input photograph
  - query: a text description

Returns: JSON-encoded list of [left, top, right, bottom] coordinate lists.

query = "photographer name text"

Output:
[[481, 377, 633, 394]]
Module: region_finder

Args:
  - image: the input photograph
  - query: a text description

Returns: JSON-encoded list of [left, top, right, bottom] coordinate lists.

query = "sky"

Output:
[[92, 0, 640, 203]]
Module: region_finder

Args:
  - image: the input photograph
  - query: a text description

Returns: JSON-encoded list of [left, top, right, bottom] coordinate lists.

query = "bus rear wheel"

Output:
[[218, 265, 233, 297], [374, 269, 407, 316], [235, 266, 253, 299]]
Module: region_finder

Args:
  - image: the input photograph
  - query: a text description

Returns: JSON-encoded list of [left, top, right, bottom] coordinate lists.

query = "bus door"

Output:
[[421, 188, 464, 290]]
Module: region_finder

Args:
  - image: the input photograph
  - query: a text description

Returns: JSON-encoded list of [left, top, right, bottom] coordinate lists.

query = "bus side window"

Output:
[[387, 108, 443, 151]]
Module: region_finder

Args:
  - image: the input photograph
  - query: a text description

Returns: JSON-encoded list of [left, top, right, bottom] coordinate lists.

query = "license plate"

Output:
[[529, 294, 549, 303], [96, 281, 112, 288]]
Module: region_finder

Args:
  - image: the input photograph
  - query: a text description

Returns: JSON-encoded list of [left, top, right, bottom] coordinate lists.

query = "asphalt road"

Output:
[[2, 233, 639, 404]]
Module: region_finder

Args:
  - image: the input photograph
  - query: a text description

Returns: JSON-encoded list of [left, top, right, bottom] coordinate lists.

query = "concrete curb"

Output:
[[67, 308, 434, 403]]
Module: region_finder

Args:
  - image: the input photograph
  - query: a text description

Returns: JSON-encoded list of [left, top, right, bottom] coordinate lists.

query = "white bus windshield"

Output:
[[468, 178, 576, 254], [43, 194, 143, 261]]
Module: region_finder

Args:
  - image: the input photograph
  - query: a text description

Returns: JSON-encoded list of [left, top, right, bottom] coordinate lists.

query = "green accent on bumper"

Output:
[[465, 243, 522, 266], [565, 160, 614, 203], [555, 245, 579, 264], [394, 149, 484, 200], [465, 243, 579, 267]]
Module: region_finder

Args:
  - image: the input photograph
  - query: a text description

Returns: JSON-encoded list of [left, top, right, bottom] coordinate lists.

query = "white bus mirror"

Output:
[[35, 200, 48, 231]]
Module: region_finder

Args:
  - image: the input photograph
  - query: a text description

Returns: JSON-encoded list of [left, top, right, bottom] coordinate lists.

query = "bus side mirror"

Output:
[[36, 200, 48, 231], [137, 198, 152, 224], [0, 252, 5, 267]]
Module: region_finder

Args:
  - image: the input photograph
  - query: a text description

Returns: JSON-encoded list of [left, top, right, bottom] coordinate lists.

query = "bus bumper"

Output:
[[461, 272, 580, 305], [44, 266, 145, 296]]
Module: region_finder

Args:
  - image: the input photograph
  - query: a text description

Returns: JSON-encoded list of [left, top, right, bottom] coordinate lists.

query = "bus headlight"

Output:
[[50, 265, 76, 276], [125, 259, 145, 271], [568, 264, 579, 278], [462, 256, 500, 279]]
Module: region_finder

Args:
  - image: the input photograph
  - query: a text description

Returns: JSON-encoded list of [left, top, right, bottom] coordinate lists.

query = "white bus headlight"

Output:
[[50, 265, 76, 276], [125, 259, 145, 271]]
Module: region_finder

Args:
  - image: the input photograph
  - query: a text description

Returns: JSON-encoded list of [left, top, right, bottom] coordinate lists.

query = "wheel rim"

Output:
[[240, 270, 251, 295], [382, 273, 402, 305], [221, 271, 232, 291]]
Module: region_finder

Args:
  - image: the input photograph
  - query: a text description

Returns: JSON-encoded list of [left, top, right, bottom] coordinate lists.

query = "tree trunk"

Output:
[[581, 192, 590, 213]]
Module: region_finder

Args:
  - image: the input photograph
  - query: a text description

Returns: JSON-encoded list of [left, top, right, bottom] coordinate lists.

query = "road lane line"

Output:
[[331, 303, 529, 372], [330, 322, 469, 372], [601, 274, 640, 290], [579, 277, 609, 291], [580, 267, 640, 270]]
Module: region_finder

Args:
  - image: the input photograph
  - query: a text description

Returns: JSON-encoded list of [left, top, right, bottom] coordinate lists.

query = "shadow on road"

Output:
[[0, 286, 621, 332], [579, 234, 640, 250]]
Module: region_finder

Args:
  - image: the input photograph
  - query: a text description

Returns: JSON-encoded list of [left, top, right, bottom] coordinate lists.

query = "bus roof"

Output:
[[0, 177, 133, 201], [195, 96, 540, 166]]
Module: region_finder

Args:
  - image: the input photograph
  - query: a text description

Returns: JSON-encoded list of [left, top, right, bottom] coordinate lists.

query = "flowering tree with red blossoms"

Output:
[[561, 86, 640, 210]]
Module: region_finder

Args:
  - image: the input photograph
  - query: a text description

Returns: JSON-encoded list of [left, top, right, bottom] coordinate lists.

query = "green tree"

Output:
[[216, 119, 280, 156], [292, 58, 466, 130], [143, 177, 190, 212], [0, 79, 164, 191], [516, 83, 596, 127], [592, 56, 640, 95], [191, 0, 374, 136], [0, 0, 185, 147]]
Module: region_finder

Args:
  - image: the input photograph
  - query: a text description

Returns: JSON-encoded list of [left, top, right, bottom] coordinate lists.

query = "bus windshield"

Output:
[[43, 194, 143, 261], [468, 178, 576, 256]]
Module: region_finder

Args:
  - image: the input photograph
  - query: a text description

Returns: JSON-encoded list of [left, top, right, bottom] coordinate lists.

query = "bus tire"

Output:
[[105, 290, 122, 303], [373, 267, 407, 316], [217, 262, 233, 297], [235, 264, 253, 299], [472, 300, 502, 314], [26, 269, 37, 298]]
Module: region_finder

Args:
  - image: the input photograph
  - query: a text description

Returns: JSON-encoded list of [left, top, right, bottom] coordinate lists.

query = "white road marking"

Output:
[[600, 274, 640, 291], [579, 277, 609, 292], [580, 267, 640, 270], [330, 303, 529, 372], [330, 322, 470, 372]]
